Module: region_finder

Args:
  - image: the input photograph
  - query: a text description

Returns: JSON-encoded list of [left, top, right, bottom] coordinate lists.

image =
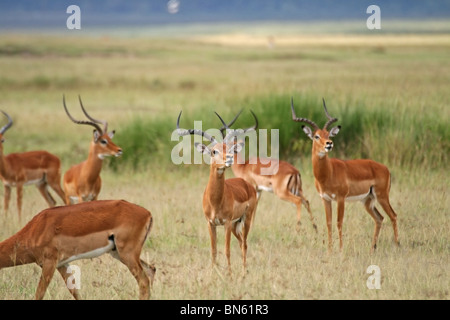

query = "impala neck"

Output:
[[312, 152, 333, 184], [0, 234, 34, 269], [84, 141, 104, 182], [0, 147, 8, 178], [206, 165, 226, 206]]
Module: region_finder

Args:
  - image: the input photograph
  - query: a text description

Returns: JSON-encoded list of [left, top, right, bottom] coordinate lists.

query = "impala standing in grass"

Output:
[[291, 97, 399, 253], [0, 199, 155, 299], [219, 110, 315, 231], [176, 111, 258, 275], [62, 95, 122, 204], [0, 111, 66, 220]]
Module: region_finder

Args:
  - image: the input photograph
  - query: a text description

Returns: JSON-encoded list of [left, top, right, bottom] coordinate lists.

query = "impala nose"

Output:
[[325, 141, 333, 152], [225, 155, 234, 167], [116, 149, 123, 157]]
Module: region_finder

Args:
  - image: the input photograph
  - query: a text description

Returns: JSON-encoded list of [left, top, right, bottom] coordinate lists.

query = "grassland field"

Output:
[[0, 21, 448, 300]]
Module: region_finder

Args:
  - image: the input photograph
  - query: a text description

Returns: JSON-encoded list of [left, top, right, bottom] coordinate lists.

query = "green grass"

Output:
[[0, 27, 448, 300]]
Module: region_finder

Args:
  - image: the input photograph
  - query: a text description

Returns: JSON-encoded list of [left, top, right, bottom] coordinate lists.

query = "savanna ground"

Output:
[[0, 21, 448, 300]]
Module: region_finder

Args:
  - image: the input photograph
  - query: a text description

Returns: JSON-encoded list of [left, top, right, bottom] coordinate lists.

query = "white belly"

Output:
[[57, 239, 115, 268], [320, 190, 371, 202]]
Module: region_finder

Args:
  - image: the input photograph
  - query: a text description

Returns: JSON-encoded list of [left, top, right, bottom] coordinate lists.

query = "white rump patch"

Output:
[[346, 190, 371, 202], [233, 215, 246, 236]]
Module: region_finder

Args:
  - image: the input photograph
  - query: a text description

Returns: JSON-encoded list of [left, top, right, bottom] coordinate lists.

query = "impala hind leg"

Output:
[[112, 247, 150, 299], [37, 183, 57, 207], [46, 171, 66, 204], [377, 195, 399, 246], [363, 196, 384, 252], [231, 220, 247, 276], [140, 259, 156, 287]]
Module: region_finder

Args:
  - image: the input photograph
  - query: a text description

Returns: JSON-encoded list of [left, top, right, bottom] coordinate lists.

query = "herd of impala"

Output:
[[0, 95, 399, 300]]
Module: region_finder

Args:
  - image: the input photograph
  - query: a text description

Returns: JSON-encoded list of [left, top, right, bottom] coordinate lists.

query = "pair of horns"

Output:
[[63, 95, 108, 135], [291, 97, 338, 130], [176, 110, 258, 144]]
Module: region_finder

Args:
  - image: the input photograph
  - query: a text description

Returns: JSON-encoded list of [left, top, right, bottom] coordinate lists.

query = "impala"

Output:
[[0, 111, 66, 220], [176, 111, 258, 275], [219, 110, 316, 231], [291, 97, 399, 252], [62, 95, 122, 204], [0, 199, 155, 300]]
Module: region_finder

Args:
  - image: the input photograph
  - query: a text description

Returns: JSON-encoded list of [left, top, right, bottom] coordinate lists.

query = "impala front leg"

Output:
[[16, 184, 23, 221], [207, 222, 217, 267], [3, 184, 11, 215], [224, 223, 233, 275], [336, 199, 345, 252], [323, 198, 333, 253]]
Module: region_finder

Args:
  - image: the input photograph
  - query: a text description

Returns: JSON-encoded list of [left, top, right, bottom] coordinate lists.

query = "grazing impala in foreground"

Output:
[[176, 111, 258, 275], [0, 199, 155, 300], [219, 110, 315, 231], [291, 97, 399, 253], [62, 95, 122, 204], [0, 111, 66, 220]]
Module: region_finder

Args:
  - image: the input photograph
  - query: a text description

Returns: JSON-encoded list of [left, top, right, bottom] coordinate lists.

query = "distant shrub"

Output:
[[110, 93, 449, 171]]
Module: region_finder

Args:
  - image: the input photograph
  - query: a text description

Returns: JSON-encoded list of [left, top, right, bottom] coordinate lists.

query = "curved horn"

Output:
[[322, 98, 338, 130], [217, 110, 258, 142], [248, 110, 258, 131], [0, 110, 13, 135], [219, 109, 243, 137], [290, 97, 319, 131], [176, 111, 218, 144], [63, 95, 103, 134], [78, 95, 108, 133]]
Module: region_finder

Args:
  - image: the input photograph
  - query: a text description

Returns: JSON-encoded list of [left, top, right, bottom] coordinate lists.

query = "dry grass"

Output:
[[0, 166, 448, 300]]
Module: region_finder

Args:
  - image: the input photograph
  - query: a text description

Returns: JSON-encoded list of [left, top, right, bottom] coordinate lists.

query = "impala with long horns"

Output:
[[219, 110, 315, 231], [0, 199, 155, 299], [0, 111, 65, 220], [62, 95, 122, 204], [291, 97, 399, 253], [176, 111, 258, 275]]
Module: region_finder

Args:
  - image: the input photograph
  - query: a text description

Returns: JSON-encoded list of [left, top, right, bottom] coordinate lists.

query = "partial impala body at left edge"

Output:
[[62, 95, 123, 205], [0, 111, 66, 220], [0, 199, 156, 300]]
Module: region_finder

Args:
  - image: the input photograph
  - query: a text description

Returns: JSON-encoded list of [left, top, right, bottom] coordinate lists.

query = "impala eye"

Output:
[[212, 149, 219, 156], [314, 135, 320, 140], [100, 139, 108, 145]]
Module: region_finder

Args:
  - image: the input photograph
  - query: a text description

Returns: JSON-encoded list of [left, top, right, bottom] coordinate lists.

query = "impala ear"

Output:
[[194, 142, 210, 154], [229, 141, 244, 154], [302, 125, 314, 140], [108, 130, 115, 139], [93, 129, 100, 142], [329, 125, 341, 137]]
